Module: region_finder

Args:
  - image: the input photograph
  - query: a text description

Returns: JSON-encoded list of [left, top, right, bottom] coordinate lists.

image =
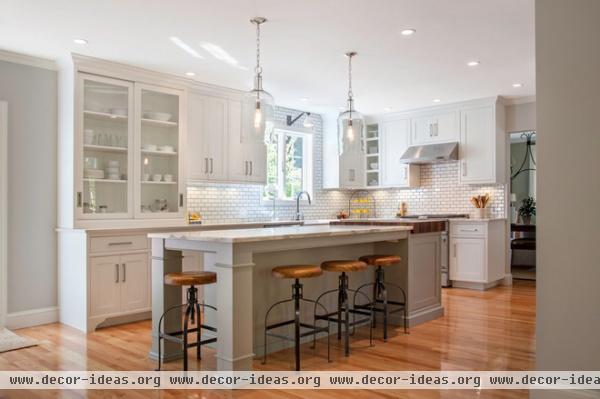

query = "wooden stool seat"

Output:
[[272, 265, 323, 279], [359, 255, 401, 267], [164, 271, 217, 286], [321, 260, 367, 272]]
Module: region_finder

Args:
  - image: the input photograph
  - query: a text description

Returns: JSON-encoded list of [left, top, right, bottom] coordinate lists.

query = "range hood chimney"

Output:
[[399, 142, 459, 164]]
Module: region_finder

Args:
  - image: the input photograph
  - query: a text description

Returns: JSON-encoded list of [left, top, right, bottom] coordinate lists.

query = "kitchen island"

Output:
[[149, 224, 443, 370]]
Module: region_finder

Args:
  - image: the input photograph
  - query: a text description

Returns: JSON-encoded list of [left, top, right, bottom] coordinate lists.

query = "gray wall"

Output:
[[0, 60, 58, 313], [506, 101, 536, 133], [535, 0, 600, 391]]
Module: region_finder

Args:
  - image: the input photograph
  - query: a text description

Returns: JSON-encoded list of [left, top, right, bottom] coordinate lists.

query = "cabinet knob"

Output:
[[76, 192, 82, 208], [115, 264, 120, 283]]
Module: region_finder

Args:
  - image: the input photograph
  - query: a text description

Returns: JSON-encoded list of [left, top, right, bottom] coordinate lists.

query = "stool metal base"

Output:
[[156, 285, 217, 371], [314, 272, 374, 357], [263, 279, 331, 371], [353, 266, 408, 341]]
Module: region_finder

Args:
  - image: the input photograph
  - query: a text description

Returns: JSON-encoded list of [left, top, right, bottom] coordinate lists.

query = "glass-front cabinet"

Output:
[[135, 84, 184, 219], [75, 74, 185, 222], [365, 123, 380, 187]]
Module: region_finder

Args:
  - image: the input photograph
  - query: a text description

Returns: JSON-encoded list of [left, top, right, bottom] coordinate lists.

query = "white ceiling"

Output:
[[0, 0, 535, 116]]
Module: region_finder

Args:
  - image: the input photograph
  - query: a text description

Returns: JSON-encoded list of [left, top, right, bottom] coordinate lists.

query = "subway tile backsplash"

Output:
[[187, 107, 505, 223]]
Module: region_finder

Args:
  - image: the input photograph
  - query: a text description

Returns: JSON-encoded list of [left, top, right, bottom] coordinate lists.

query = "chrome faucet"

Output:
[[295, 191, 312, 221]]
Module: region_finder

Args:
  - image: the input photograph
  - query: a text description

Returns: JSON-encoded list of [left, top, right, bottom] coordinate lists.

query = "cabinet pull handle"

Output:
[[244, 161, 248, 175], [434, 122, 439, 137], [122, 263, 126, 282], [462, 161, 467, 177], [179, 194, 183, 207], [77, 192, 82, 207], [108, 241, 133, 246], [459, 228, 479, 232], [428, 123, 432, 137], [210, 158, 214, 174], [453, 244, 457, 257], [115, 264, 119, 283], [249, 161, 253, 176]]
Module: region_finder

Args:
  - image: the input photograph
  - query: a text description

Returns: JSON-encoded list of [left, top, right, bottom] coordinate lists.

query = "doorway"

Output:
[[509, 131, 536, 280]]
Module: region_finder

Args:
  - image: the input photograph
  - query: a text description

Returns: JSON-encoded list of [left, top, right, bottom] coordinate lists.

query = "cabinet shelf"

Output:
[[141, 181, 177, 185], [141, 118, 178, 127], [84, 110, 128, 121], [84, 178, 127, 184], [366, 153, 379, 157], [84, 144, 128, 153], [141, 149, 178, 156]]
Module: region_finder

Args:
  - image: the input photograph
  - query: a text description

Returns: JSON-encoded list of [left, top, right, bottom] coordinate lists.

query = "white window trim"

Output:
[[262, 127, 314, 207], [0, 102, 7, 327]]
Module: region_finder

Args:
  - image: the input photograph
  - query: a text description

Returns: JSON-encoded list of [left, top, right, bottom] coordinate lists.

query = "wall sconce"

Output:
[[286, 112, 314, 129]]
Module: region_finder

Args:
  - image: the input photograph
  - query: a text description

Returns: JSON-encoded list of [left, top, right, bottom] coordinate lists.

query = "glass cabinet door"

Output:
[[78, 74, 134, 218], [135, 84, 184, 218]]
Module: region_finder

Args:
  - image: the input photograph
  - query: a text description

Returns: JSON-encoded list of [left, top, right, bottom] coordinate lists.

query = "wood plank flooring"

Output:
[[0, 280, 535, 399]]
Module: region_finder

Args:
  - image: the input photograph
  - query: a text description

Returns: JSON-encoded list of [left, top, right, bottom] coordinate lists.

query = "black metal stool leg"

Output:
[[182, 305, 192, 371], [339, 272, 350, 357], [195, 302, 202, 360], [293, 279, 301, 371]]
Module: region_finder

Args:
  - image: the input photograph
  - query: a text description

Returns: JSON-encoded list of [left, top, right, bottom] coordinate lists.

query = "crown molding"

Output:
[[0, 49, 57, 70]]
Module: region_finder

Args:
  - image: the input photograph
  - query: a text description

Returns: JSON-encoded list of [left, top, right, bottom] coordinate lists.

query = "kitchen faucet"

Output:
[[295, 191, 312, 221]]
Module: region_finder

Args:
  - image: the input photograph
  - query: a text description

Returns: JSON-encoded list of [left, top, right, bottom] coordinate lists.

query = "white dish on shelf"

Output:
[[370, 162, 379, 170], [152, 174, 163, 182], [163, 174, 173, 182], [106, 167, 120, 175], [158, 145, 174, 152], [142, 144, 158, 151], [107, 160, 120, 168], [143, 111, 172, 122], [107, 174, 121, 180], [84, 169, 104, 179]]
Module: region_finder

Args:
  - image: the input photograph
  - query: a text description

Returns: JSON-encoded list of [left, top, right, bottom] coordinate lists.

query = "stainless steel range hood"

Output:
[[399, 142, 459, 164]]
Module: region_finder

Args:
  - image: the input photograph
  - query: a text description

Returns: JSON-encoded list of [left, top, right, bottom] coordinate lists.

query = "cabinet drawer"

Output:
[[90, 235, 148, 254], [450, 222, 486, 237]]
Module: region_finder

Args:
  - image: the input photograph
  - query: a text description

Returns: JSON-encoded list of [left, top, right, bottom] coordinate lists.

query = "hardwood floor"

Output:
[[0, 280, 535, 399]]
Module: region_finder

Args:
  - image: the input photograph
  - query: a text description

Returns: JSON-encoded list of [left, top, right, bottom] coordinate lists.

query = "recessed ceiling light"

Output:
[[467, 61, 481, 67], [299, 97, 309, 102], [512, 82, 523, 88], [185, 72, 195, 77], [384, 107, 392, 111], [433, 99, 441, 103], [73, 38, 88, 45], [400, 28, 416, 36]]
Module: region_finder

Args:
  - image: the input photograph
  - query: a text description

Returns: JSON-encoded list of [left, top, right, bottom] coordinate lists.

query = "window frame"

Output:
[[262, 128, 314, 205]]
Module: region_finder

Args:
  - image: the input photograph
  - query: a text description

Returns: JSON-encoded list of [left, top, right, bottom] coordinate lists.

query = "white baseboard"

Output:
[[502, 273, 513, 286], [5, 306, 59, 330]]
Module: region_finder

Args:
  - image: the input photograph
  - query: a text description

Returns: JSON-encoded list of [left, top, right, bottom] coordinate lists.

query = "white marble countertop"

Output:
[[149, 224, 413, 243], [449, 218, 507, 222]]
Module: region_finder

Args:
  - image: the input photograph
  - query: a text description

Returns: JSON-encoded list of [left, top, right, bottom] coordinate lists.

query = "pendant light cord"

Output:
[[347, 54, 353, 101], [255, 22, 262, 77]]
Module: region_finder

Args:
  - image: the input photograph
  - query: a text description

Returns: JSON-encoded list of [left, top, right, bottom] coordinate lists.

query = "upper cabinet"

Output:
[[380, 119, 420, 188], [411, 110, 459, 145], [459, 99, 506, 184], [188, 95, 267, 184], [75, 74, 186, 223], [187, 93, 228, 181]]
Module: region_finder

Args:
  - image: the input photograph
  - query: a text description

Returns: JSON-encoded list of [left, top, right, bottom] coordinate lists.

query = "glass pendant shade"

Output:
[[337, 106, 365, 156], [242, 86, 275, 144]]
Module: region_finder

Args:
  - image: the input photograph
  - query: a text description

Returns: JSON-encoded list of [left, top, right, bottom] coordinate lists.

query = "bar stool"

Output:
[[314, 260, 373, 357], [354, 255, 408, 341], [156, 271, 218, 371], [262, 265, 331, 371]]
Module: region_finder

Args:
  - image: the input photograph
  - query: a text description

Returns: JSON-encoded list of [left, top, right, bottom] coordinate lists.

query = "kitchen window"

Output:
[[264, 129, 313, 202]]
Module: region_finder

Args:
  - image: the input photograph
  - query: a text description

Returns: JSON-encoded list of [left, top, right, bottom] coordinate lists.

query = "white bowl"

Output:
[[107, 174, 121, 180], [158, 145, 174, 152], [144, 111, 172, 122], [84, 169, 104, 179], [152, 174, 162, 182], [163, 174, 173, 182], [142, 144, 158, 151], [106, 167, 120, 174], [143, 173, 150, 182]]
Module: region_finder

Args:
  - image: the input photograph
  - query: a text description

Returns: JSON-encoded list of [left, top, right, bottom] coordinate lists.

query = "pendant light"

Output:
[[243, 17, 275, 145], [337, 52, 365, 155]]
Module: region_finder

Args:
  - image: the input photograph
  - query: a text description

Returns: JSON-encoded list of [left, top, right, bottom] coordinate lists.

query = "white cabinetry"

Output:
[[188, 93, 228, 181], [449, 219, 506, 290], [411, 110, 458, 145], [228, 99, 267, 184], [459, 99, 506, 184], [381, 119, 420, 187]]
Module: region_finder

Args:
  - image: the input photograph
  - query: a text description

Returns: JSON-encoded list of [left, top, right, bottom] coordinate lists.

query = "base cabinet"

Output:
[[449, 219, 506, 290]]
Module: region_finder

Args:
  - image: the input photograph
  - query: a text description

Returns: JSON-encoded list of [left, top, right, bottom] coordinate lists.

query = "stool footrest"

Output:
[[163, 324, 217, 337], [316, 310, 371, 328]]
